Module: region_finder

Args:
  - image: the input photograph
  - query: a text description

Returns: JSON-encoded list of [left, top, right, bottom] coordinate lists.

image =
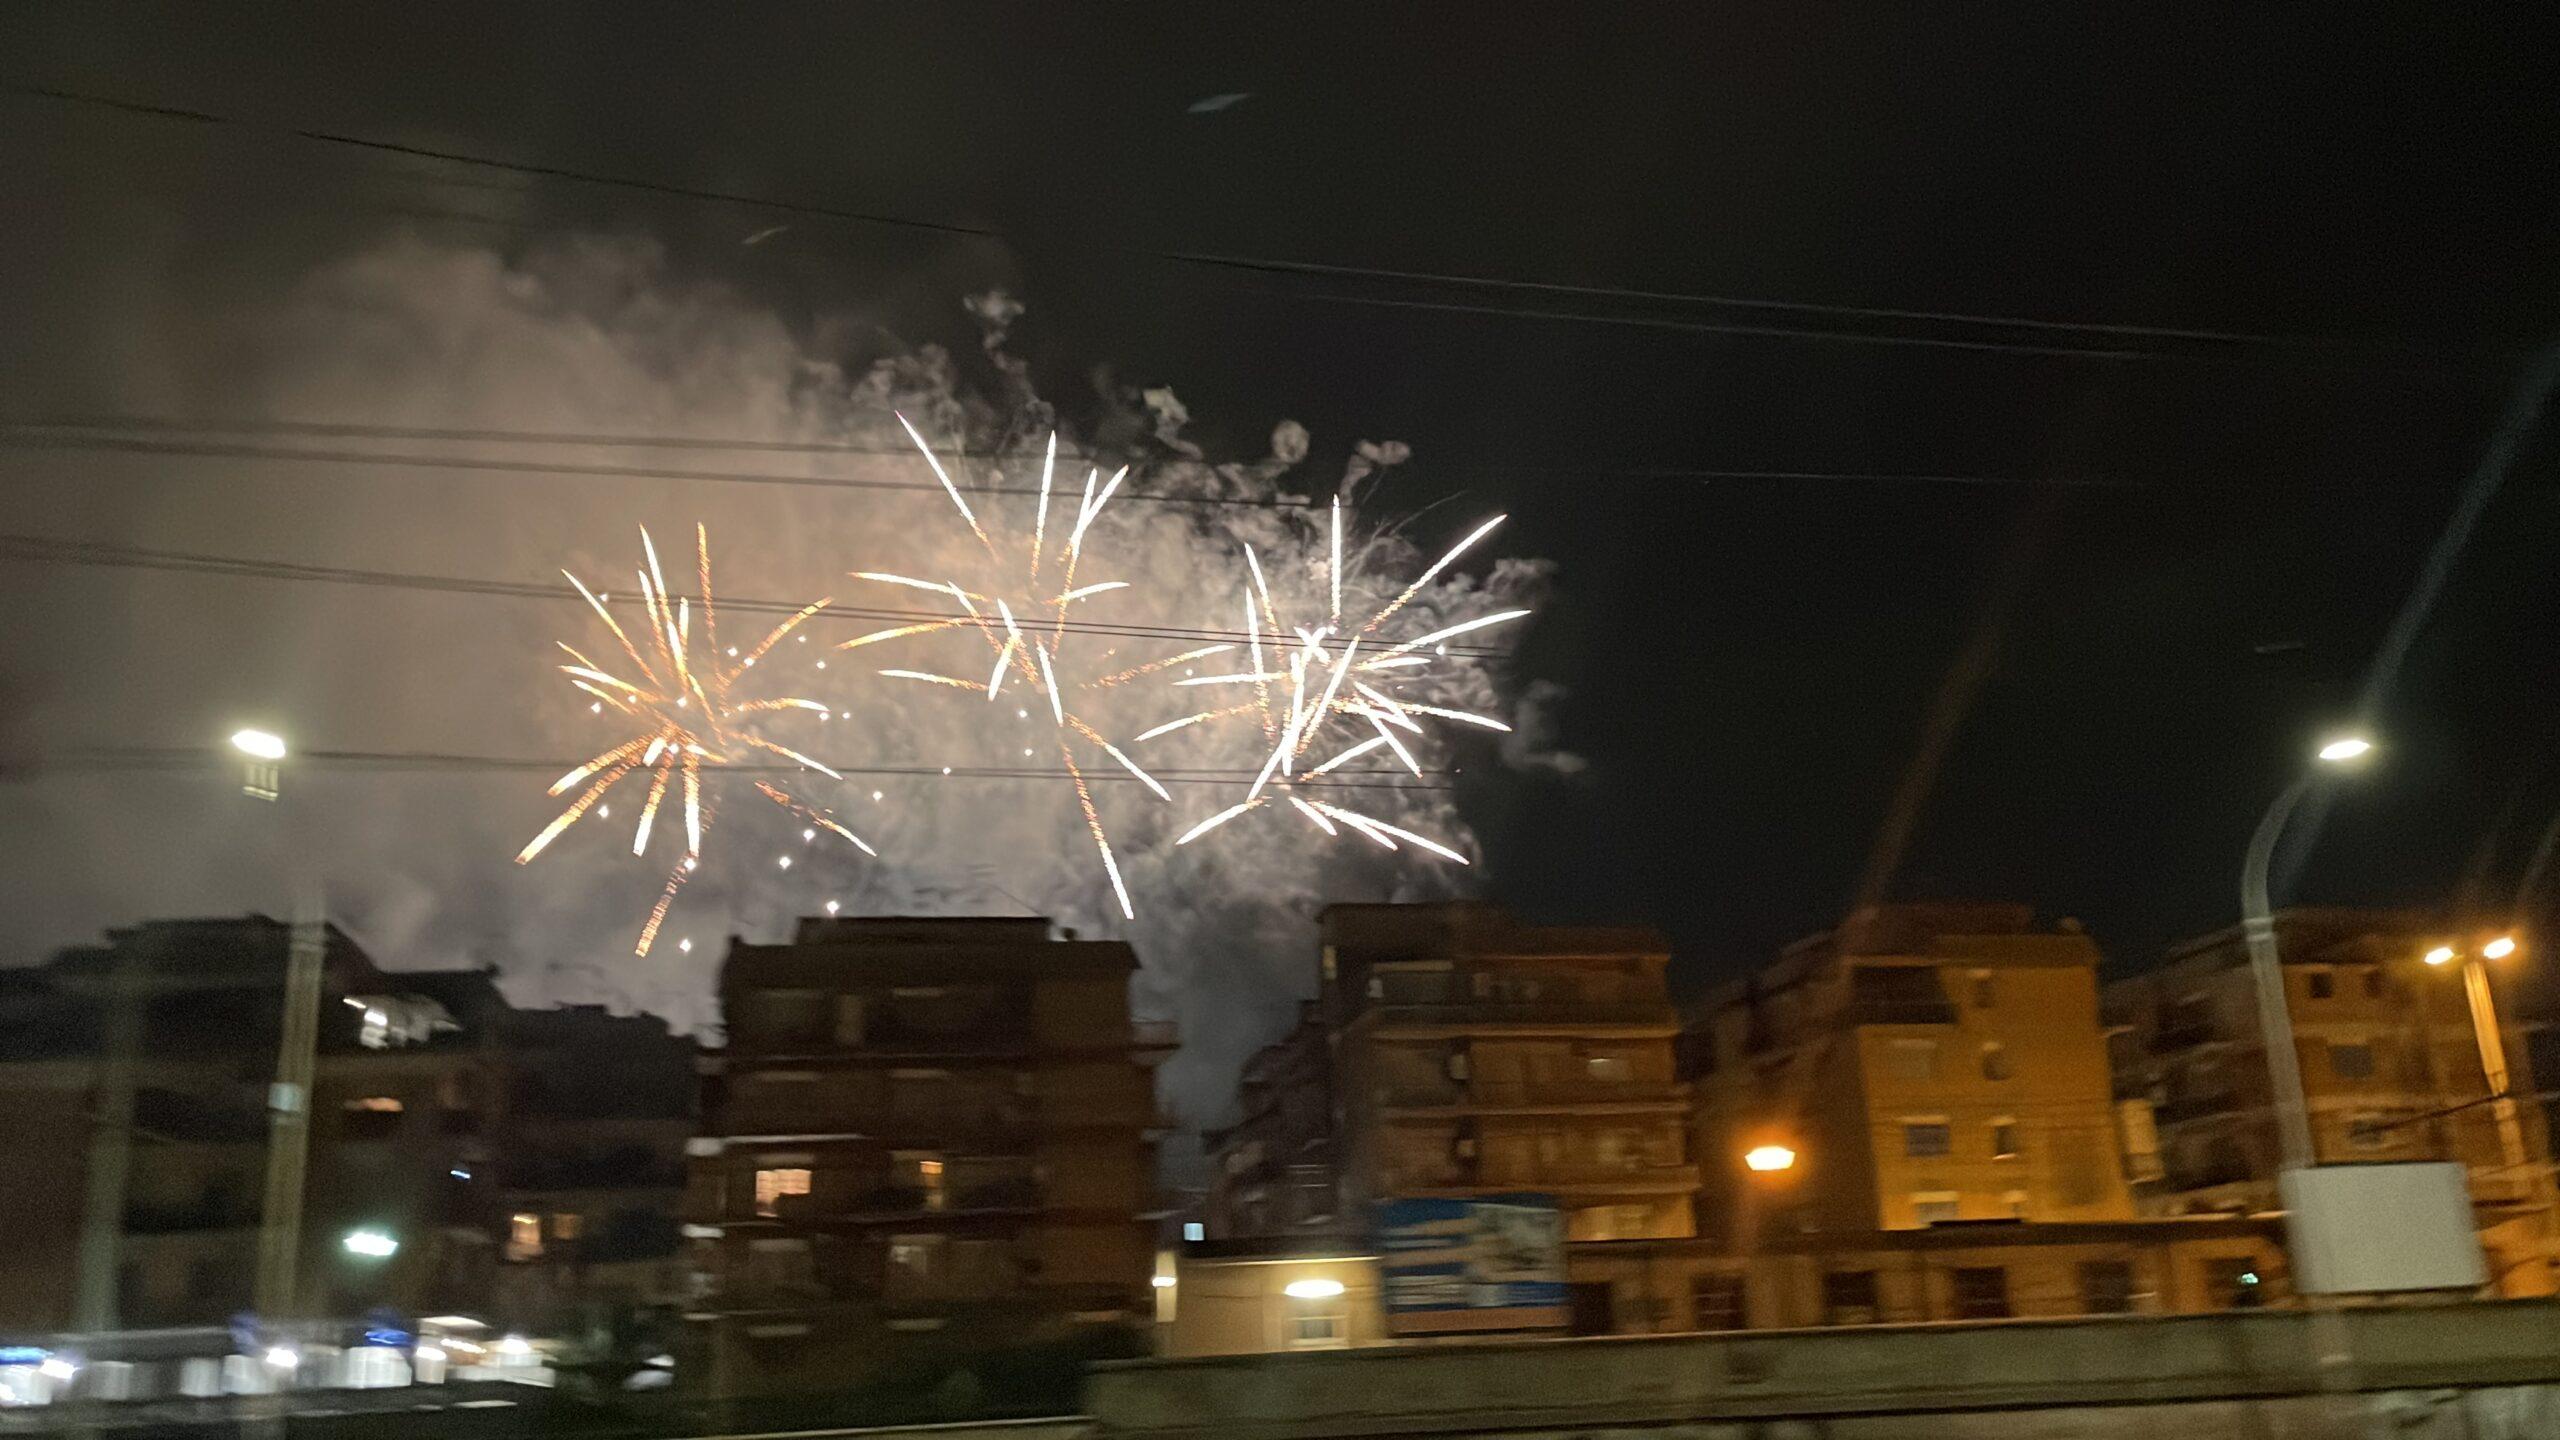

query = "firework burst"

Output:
[[1160, 497, 1527, 862], [845, 420, 1206, 919], [517, 523, 872, 955]]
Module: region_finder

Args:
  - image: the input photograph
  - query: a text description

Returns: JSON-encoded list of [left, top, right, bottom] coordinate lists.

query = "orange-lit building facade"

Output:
[[686, 916, 1169, 1394], [2108, 907, 2557, 1296], [1690, 903, 2135, 1240]]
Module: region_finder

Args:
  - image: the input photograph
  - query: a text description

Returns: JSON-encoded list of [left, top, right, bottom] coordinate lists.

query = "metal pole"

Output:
[[2241, 775, 2320, 1172], [253, 890, 327, 1322], [72, 943, 145, 1330]]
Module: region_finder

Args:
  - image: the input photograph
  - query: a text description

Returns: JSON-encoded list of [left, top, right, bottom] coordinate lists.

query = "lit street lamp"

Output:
[[1743, 1144, 1797, 1173], [232, 727, 287, 801], [342, 1228, 399, 1259], [2240, 732, 2375, 1172]]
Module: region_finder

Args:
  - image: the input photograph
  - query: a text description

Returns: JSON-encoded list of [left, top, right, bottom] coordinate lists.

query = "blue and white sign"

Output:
[[1374, 1194, 1567, 1335]]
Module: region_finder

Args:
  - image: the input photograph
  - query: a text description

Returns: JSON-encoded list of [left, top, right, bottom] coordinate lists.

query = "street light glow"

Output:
[[2315, 736, 2374, 763], [230, 728, 288, 760], [264, 1347, 299, 1370], [2425, 946, 2457, 967], [342, 1228, 399, 1258], [1283, 1278, 1345, 1299], [2484, 935, 2518, 960], [1744, 1144, 1798, 1173]]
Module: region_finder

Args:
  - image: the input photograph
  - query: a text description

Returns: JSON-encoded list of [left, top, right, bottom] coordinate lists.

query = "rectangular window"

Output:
[[507, 1211, 543, 1262], [754, 1167, 812, 1218], [896, 1152, 947, 1210], [2346, 1113, 2392, 1151], [551, 1211, 583, 1242], [2330, 1043, 2375, 1080], [1950, 1266, 2011, 1320], [2306, 970, 2335, 1000], [340, 1095, 405, 1141], [1692, 1273, 1747, 1331], [1991, 1120, 2020, 1160], [2079, 1259, 2137, 1315], [1285, 1312, 1347, 1350], [1886, 1039, 1938, 1081], [1912, 1192, 1961, 1225], [885, 1233, 947, 1298], [746, 1237, 813, 1291], [1822, 1270, 1880, 1325], [1903, 1120, 1953, 1158], [1584, 1053, 1633, 1083]]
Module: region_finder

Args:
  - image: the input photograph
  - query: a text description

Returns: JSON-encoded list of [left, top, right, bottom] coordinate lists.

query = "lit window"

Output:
[[1584, 1054, 1632, 1083], [1990, 1120, 2020, 1160], [345, 1096, 404, 1112], [1182, 1222, 1205, 1243], [755, 1167, 812, 1217], [1903, 1120, 1952, 1158], [1913, 1193, 1961, 1226], [507, 1212, 543, 1261], [1285, 1311, 1347, 1350]]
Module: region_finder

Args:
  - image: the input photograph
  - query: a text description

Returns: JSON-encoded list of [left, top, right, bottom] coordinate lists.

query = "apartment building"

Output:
[[685, 916, 1170, 1395], [1203, 1005, 1337, 1241], [1318, 902, 1699, 1249], [1688, 902, 2134, 1239], [2109, 907, 2556, 1295]]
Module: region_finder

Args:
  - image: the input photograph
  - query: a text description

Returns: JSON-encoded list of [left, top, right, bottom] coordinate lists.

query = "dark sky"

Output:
[[8, 4, 2560, 1034]]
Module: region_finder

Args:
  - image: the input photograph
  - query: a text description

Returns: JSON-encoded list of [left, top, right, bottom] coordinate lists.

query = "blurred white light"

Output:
[[414, 1345, 446, 1364], [871, 791, 883, 801], [265, 1347, 299, 1370], [777, 855, 792, 870], [230, 728, 288, 760], [343, 1228, 399, 1258], [940, 767, 951, 776], [497, 1335, 532, 1356], [2425, 945, 2457, 967], [802, 828, 816, 842], [2316, 736, 2374, 763], [590, 702, 603, 714], [2485, 935, 2519, 960], [678, 938, 693, 954], [1150, 1274, 1175, 1288], [1284, 1278, 1344, 1299], [38, 1357, 76, 1382], [824, 900, 840, 915]]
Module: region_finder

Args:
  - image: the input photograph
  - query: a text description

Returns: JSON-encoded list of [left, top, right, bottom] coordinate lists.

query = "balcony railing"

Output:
[[1387, 1160, 1696, 1191], [1373, 1080, 1687, 1109], [1364, 1001, 1675, 1028], [1845, 999, 1958, 1027]]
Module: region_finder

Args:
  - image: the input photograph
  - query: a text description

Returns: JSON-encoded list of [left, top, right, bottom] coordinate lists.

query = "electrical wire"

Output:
[[9, 82, 2485, 372], [0, 532, 1516, 658]]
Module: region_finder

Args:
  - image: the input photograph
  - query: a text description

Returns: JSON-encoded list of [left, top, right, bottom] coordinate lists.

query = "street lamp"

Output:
[[232, 727, 287, 801], [342, 1229, 399, 1259], [2240, 731, 2375, 1172], [1743, 1144, 1797, 1173]]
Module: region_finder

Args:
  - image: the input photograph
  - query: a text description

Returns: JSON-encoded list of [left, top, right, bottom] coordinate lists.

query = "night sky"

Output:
[[8, 6, 2560, 1086]]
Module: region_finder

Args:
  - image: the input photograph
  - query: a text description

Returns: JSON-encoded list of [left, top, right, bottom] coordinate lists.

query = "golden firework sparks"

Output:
[[852, 420, 1198, 919], [520, 523, 871, 955]]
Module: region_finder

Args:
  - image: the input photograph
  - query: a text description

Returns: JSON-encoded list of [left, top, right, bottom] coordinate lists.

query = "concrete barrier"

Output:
[[1088, 1301, 2560, 1439]]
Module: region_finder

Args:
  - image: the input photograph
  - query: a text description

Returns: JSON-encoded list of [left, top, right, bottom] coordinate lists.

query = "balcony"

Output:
[[1374, 1080, 1688, 1112], [1386, 1161, 1699, 1195], [1365, 1001, 1676, 1030], [1845, 998, 1958, 1027], [2153, 1091, 2242, 1125], [2151, 1021, 2219, 1053]]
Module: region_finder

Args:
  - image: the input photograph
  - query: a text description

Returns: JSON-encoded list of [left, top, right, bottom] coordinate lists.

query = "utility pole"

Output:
[[72, 942, 145, 1330], [252, 893, 327, 1322]]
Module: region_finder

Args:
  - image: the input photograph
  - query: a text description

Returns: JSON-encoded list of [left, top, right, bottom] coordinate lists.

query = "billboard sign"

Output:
[[1374, 1194, 1567, 1335]]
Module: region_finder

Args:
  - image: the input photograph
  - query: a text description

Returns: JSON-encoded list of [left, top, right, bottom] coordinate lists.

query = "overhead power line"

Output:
[[0, 532, 1516, 658], [10, 82, 2478, 371]]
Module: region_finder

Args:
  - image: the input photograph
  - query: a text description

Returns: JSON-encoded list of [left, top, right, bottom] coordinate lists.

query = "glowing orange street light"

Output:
[[1743, 1144, 1797, 1173]]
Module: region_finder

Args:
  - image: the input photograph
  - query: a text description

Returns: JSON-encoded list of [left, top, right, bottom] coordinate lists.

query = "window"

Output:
[[1903, 1120, 1952, 1158], [1950, 1266, 2011, 1320], [1584, 1053, 1633, 1083], [1286, 1311, 1348, 1350], [886, 1233, 947, 1297], [1886, 1039, 1938, 1081], [754, 1167, 812, 1218], [833, 994, 867, 1046], [2330, 1043, 2375, 1080], [1971, 971, 1996, 1009], [1981, 1044, 2014, 1081], [746, 1237, 814, 1291], [1912, 1192, 1961, 1226], [507, 1212, 543, 1262], [2346, 1113, 2392, 1152], [897, 1152, 947, 1210], [1990, 1119, 2020, 1160], [2079, 1259, 2137, 1315], [551, 1211, 583, 1242], [753, 989, 829, 1045], [340, 1095, 404, 1142], [2001, 1189, 2030, 1218], [1822, 1270, 1880, 1325], [1182, 1221, 1206, 1242], [2306, 970, 2335, 1000], [1692, 1273, 1747, 1331], [2201, 1255, 2268, 1308]]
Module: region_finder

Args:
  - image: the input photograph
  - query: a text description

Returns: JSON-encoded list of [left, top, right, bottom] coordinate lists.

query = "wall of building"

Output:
[[1165, 1254, 1385, 1357]]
